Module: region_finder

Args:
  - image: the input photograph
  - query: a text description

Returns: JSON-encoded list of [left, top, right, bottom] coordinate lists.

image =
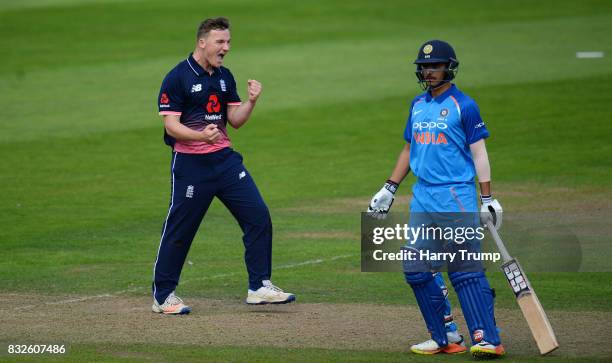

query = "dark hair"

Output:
[[197, 17, 230, 39]]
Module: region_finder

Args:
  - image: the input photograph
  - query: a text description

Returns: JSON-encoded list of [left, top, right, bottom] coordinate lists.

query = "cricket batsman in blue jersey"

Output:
[[368, 40, 505, 358]]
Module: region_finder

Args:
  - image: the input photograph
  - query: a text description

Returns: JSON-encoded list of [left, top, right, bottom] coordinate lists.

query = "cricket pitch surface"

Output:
[[1, 293, 611, 359]]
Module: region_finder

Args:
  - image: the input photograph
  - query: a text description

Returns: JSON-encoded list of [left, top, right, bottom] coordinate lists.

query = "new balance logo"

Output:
[[186, 185, 194, 198], [191, 84, 202, 93], [239, 171, 246, 179]]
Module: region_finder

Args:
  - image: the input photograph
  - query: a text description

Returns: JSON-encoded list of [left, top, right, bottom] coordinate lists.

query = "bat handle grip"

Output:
[[486, 220, 513, 263]]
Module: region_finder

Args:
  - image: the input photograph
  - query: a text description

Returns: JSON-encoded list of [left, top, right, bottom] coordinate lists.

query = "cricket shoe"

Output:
[[152, 292, 191, 315], [410, 331, 467, 355], [246, 280, 296, 305], [470, 341, 505, 359]]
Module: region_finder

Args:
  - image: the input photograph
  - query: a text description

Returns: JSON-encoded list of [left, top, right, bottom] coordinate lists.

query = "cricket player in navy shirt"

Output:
[[368, 40, 505, 358], [152, 17, 295, 314]]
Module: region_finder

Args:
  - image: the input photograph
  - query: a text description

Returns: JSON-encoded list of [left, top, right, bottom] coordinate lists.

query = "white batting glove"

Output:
[[367, 180, 398, 220], [480, 195, 503, 230]]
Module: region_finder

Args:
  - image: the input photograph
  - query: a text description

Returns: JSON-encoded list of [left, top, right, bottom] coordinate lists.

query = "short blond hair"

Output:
[[197, 17, 230, 39]]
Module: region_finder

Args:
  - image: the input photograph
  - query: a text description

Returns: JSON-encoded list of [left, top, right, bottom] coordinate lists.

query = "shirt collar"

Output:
[[426, 83, 455, 102], [187, 53, 217, 77]]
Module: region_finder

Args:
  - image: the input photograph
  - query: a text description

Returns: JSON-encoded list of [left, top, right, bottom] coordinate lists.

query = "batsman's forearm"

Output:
[[470, 139, 493, 197], [479, 181, 491, 196], [228, 100, 256, 129], [389, 143, 411, 184]]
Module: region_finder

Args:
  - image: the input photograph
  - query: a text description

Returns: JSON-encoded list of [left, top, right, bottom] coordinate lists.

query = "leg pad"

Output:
[[449, 272, 500, 345]]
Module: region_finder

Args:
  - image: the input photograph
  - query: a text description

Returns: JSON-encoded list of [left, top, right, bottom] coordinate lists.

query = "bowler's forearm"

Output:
[[228, 100, 256, 128], [164, 116, 202, 141]]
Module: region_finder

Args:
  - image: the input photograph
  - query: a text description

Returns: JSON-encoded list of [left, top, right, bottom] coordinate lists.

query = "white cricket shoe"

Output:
[[410, 331, 467, 355], [246, 280, 296, 305], [152, 292, 191, 315]]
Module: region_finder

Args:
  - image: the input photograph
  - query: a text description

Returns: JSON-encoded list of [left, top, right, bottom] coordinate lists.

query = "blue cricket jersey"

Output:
[[404, 84, 489, 185]]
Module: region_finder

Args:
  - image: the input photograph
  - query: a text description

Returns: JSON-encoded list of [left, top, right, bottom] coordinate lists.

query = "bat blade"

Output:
[[502, 259, 559, 355], [517, 291, 559, 354]]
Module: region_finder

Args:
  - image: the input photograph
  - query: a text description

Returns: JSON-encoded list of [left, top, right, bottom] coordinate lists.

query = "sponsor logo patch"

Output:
[[191, 84, 202, 93], [160, 93, 169, 104], [413, 121, 448, 130], [205, 114, 222, 121], [206, 94, 221, 113], [413, 132, 448, 145]]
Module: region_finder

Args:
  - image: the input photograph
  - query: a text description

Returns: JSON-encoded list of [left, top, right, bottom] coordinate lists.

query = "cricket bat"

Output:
[[486, 221, 559, 355]]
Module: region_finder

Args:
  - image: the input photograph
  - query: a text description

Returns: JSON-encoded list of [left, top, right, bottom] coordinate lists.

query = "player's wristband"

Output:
[[480, 194, 492, 204], [384, 180, 399, 194]]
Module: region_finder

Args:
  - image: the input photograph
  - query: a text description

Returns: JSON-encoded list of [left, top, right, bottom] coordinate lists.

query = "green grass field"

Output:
[[1, 0, 612, 361]]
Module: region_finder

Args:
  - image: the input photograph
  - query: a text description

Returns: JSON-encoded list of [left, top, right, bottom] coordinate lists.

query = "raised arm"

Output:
[[227, 80, 261, 129]]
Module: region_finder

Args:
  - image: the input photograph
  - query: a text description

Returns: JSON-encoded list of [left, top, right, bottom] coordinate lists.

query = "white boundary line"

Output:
[[576, 51, 604, 59], [10, 254, 356, 311]]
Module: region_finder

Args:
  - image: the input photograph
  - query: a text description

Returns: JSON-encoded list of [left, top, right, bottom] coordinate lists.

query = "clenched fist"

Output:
[[247, 79, 262, 102], [200, 123, 221, 144]]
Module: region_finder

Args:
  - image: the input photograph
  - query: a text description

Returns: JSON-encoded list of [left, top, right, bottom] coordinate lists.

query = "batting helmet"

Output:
[[414, 40, 459, 90]]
